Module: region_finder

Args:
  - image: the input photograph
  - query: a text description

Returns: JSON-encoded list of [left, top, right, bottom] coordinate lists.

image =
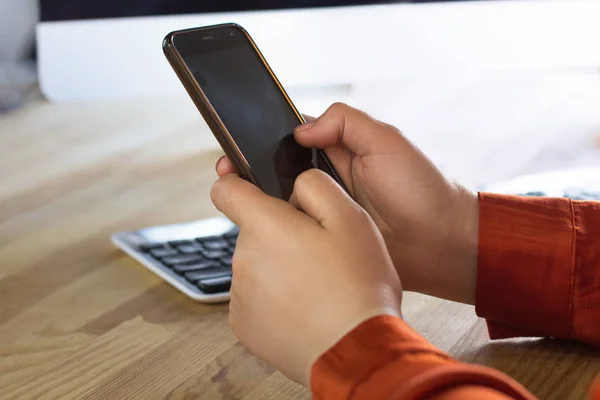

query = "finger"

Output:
[[216, 155, 238, 177], [295, 102, 404, 156], [314, 146, 354, 195], [292, 169, 361, 228], [288, 190, 300, 209], [211, 174, 297, 228], [301, 113, 316, 122]]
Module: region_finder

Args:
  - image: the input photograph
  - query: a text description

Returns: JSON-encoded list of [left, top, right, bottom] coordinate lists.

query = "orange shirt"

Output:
[[311, 193, 600, 399]]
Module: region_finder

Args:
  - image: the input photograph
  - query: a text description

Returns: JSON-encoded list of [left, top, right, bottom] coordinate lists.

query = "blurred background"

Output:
[[1, 0, 600, 187], [1, 0, 463, 111]]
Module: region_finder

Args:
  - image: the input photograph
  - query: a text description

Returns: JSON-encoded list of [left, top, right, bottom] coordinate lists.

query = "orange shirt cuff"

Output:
[[570, 200, 600, 345], [476, 193, 575, 340], [476, 193, 600, 345]]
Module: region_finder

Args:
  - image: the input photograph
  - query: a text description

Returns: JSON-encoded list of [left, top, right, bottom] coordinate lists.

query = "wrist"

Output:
[[420, 184, 479, 304], [442, 185, 479, 304]]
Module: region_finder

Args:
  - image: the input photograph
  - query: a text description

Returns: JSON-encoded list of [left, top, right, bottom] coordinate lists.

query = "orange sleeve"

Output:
[[311, 194, 600, 399], [476, 193, 600, 346], [311, 315, 535, 400]]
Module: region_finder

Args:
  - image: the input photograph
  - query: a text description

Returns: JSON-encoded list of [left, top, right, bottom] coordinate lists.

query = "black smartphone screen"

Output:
[[172, 25, 341, 200]]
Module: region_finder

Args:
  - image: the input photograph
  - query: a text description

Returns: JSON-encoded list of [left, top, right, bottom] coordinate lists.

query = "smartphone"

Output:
[[163, 23, 346, 200]]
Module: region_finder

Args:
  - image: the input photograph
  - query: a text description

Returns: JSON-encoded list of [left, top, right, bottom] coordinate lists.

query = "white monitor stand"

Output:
[[38, 0, 600, 103]]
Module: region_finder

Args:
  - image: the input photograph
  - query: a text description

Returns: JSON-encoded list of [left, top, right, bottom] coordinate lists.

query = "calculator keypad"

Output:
[[519, 190, 600, 200], [140, 232, 237, 294]]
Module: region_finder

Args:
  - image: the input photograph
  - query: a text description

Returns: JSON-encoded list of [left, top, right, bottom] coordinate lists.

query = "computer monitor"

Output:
[[40, 1, 424, 21], [37, 0, 600, 102]]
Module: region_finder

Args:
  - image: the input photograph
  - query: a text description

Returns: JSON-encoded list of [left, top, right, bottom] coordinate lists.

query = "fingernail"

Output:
[[295, 120, 316, 132]]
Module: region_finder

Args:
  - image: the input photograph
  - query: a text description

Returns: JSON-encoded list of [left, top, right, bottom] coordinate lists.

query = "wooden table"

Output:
[[1, 90, 599, 399]]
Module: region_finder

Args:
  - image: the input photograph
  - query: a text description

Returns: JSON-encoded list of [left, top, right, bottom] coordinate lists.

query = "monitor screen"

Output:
[[40, 0, 467, 22]]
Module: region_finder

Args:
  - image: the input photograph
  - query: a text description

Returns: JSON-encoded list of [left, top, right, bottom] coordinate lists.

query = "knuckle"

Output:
[[298, 168, 324, 182], [381, 121, 404, 136], [210, 176, 230, 204], [356, 205, 372, 222], [231, 252, 248, 279], [228, 289, 242, 331], [228, 307, 250, 349], [210, 179, 223, 203], [294, 169, 325, 191], [328, 101, 350, 114], [347, 202, 371, 223], [228, 308, 240, 336], [210, 175, 241, 206]]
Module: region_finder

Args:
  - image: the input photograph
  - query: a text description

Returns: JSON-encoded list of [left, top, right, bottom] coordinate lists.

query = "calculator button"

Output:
[[220, 255, 233, 267], [563, 189, 600, 200], [197, 276, 232, 294], [169, 240, 194, 247], [227, 235, 238, 245], [195, 235, 221, 243], [184, 268, 232, 282], [202, 240, 229, 251], [582, 191, 600, 200], [202, 250, 230, 260], [162, 254, 206, 266], [149, 248, 179, 258], [520, 191, 547, 197], [224, 226, 240, 238], [177, 243, 204, 254], [140, 243, 168, 252], [171, 260, 221, 273]]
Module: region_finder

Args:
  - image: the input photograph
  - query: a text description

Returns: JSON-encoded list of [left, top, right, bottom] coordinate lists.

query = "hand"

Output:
[[216, 103, 479, 304], [211, 169, 402, 386]]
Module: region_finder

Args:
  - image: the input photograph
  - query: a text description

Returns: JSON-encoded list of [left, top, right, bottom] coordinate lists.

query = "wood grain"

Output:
[[1, 98, 598, 400]]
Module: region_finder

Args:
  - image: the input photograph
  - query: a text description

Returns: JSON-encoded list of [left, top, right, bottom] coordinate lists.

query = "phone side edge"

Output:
[[162, 33, 257, 185]]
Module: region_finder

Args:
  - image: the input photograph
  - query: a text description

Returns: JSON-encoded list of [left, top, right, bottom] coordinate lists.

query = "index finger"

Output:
[[216, 155, 238, 177], [301, 113, 316, 122], [295, 102, 404, 156], [210, 174, 300, 228], [292, 169, 362, 229]]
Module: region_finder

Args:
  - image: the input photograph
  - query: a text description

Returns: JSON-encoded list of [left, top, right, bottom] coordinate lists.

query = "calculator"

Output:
[[483, 167, 600, 200], [112, 217, 238, 303]]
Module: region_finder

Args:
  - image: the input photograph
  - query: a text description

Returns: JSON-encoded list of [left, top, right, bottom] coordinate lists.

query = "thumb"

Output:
[[294, 102, 405, 157], [292, 169, 363, 229]]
